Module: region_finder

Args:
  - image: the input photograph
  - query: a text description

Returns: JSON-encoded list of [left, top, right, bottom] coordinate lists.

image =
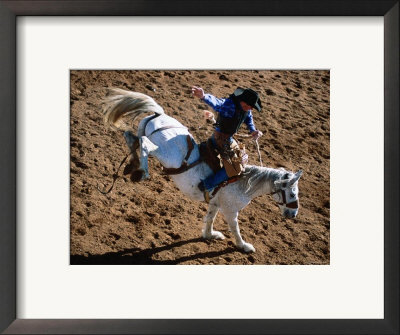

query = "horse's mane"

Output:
[[241, 165, 287, 196], [103, 88, 164, 131]]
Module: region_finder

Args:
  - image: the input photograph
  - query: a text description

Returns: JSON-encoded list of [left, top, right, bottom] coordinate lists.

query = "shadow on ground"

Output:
[[70, 237, 236, 265]]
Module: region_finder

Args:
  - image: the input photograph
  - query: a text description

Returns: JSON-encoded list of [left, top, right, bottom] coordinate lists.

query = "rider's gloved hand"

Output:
[[251, 130, 263, 141], [192, 86, 205, 99]]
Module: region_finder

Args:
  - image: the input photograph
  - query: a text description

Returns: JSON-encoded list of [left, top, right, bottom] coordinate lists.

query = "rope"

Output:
[[255, 139, 263, 167], [96, 153, 130, 195], [233, 133, 252, 139], [234, 133, 263, 167]]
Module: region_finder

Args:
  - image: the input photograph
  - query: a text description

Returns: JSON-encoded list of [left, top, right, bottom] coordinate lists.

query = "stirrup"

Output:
[[198, 182, 211, 203], [204, 190, 211, 203], [203, 188, 216, 203]]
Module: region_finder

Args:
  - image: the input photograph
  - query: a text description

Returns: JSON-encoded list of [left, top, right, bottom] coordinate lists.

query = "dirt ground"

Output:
[[70, 70, 330, 265]]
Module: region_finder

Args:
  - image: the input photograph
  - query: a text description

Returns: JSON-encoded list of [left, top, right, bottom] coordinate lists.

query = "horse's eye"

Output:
[[290, 193, 295, 198]]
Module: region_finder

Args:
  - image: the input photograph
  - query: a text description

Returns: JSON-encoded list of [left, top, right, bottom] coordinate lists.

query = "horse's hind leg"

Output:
[[138, 136, 159, 180], [123, 132, 158, 181], [124, 132, 139, 165], [123, 131, 142, 181], [202, 203, 225, 240]]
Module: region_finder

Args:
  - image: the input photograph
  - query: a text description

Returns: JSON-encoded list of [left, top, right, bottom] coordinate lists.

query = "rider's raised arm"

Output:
[[202, 94, 227, 113]]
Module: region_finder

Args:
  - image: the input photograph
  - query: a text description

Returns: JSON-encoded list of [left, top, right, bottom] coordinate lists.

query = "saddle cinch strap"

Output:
[[211, 175, 242, 197], [162, 135, 202, 175]]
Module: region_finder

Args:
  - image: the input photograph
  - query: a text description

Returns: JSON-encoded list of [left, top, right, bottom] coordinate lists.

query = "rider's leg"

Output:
[[201, 167, 229, 191], [198, 167, 229, 203], [198, 133, 231, 191]]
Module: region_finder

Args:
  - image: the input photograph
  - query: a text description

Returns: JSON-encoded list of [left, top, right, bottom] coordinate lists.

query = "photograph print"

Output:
[[70, 70, 330, 265]]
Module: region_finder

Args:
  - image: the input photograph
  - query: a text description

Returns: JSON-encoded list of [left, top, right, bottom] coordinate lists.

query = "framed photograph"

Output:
[[1, 1, 398, 334]]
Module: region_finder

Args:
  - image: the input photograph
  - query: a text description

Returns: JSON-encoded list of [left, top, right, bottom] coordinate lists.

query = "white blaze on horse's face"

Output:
[[272, 170, 303, 219]]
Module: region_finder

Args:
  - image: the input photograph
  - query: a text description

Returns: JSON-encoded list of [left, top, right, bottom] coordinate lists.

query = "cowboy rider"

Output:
[[192, 86, 263, 201]]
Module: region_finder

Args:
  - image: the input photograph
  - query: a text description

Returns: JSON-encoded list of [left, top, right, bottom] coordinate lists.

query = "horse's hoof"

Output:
[[242, 242, 255, 253], [202, 230, 225, 240], [130, 170, 144, 182], [124, 160, 135, 175], [212, 231, 225, 240]]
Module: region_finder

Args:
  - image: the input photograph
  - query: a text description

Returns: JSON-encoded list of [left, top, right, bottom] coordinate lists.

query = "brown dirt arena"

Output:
[[70, 70, 330, 265]]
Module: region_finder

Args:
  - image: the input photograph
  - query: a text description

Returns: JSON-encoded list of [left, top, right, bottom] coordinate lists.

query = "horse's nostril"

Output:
[[284, 210, 297, 219]]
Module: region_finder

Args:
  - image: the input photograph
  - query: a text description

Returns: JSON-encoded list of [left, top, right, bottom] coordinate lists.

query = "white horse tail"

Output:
[[103, 88, 164, 131]]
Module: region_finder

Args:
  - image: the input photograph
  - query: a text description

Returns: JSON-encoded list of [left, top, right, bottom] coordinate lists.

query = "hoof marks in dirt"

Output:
[[284, 223, 294, 231], [76, 227, 87, 236], [269, 246, 278, 253], [247, 255, 255, 263], [321, 246, 329, 255], [265, 88, 276, 96], [72, 159, 88, 170], [109, 233, 121, 240], [126, 216, 141, 224], [294, 81, 302, 89], [168, 232, 181, 240]]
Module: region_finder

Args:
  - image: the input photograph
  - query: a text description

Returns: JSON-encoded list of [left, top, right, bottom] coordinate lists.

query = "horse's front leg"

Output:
[[222, 210, 255, 253], [202, 203, 225, 240]]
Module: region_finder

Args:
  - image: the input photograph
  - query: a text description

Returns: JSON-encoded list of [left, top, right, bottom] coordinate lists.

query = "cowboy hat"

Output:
[[233, 87, 262, 111]]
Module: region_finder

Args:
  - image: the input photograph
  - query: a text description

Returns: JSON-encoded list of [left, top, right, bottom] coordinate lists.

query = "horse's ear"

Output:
[[288, 170, 303, 186]]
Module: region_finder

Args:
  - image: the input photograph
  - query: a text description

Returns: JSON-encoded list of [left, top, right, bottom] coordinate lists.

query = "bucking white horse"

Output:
[[103, 88, 302, 253]]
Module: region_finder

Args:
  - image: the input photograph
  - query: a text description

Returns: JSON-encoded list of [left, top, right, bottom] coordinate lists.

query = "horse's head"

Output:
[[272, 170, 303, 219]]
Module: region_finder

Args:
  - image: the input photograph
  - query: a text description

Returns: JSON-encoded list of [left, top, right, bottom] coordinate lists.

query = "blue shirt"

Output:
[[202, 94, 256, 133]]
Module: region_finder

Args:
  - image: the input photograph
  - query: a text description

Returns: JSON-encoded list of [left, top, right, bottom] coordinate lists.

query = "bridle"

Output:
[[271, 188, 299, 209], [271, 174, 299, 210]]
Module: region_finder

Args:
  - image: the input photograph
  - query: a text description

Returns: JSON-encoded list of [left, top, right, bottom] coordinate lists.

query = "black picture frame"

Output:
[[1, 1, 398, 334]]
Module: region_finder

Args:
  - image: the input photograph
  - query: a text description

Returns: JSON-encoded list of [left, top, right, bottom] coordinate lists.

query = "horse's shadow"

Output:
[[70, 237, 236, 265]]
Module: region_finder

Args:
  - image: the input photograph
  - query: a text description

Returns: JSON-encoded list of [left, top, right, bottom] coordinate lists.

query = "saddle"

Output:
[[199, 138, 248, 178], [199, 138, 248, 202], [199, 138, 223, 173]]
